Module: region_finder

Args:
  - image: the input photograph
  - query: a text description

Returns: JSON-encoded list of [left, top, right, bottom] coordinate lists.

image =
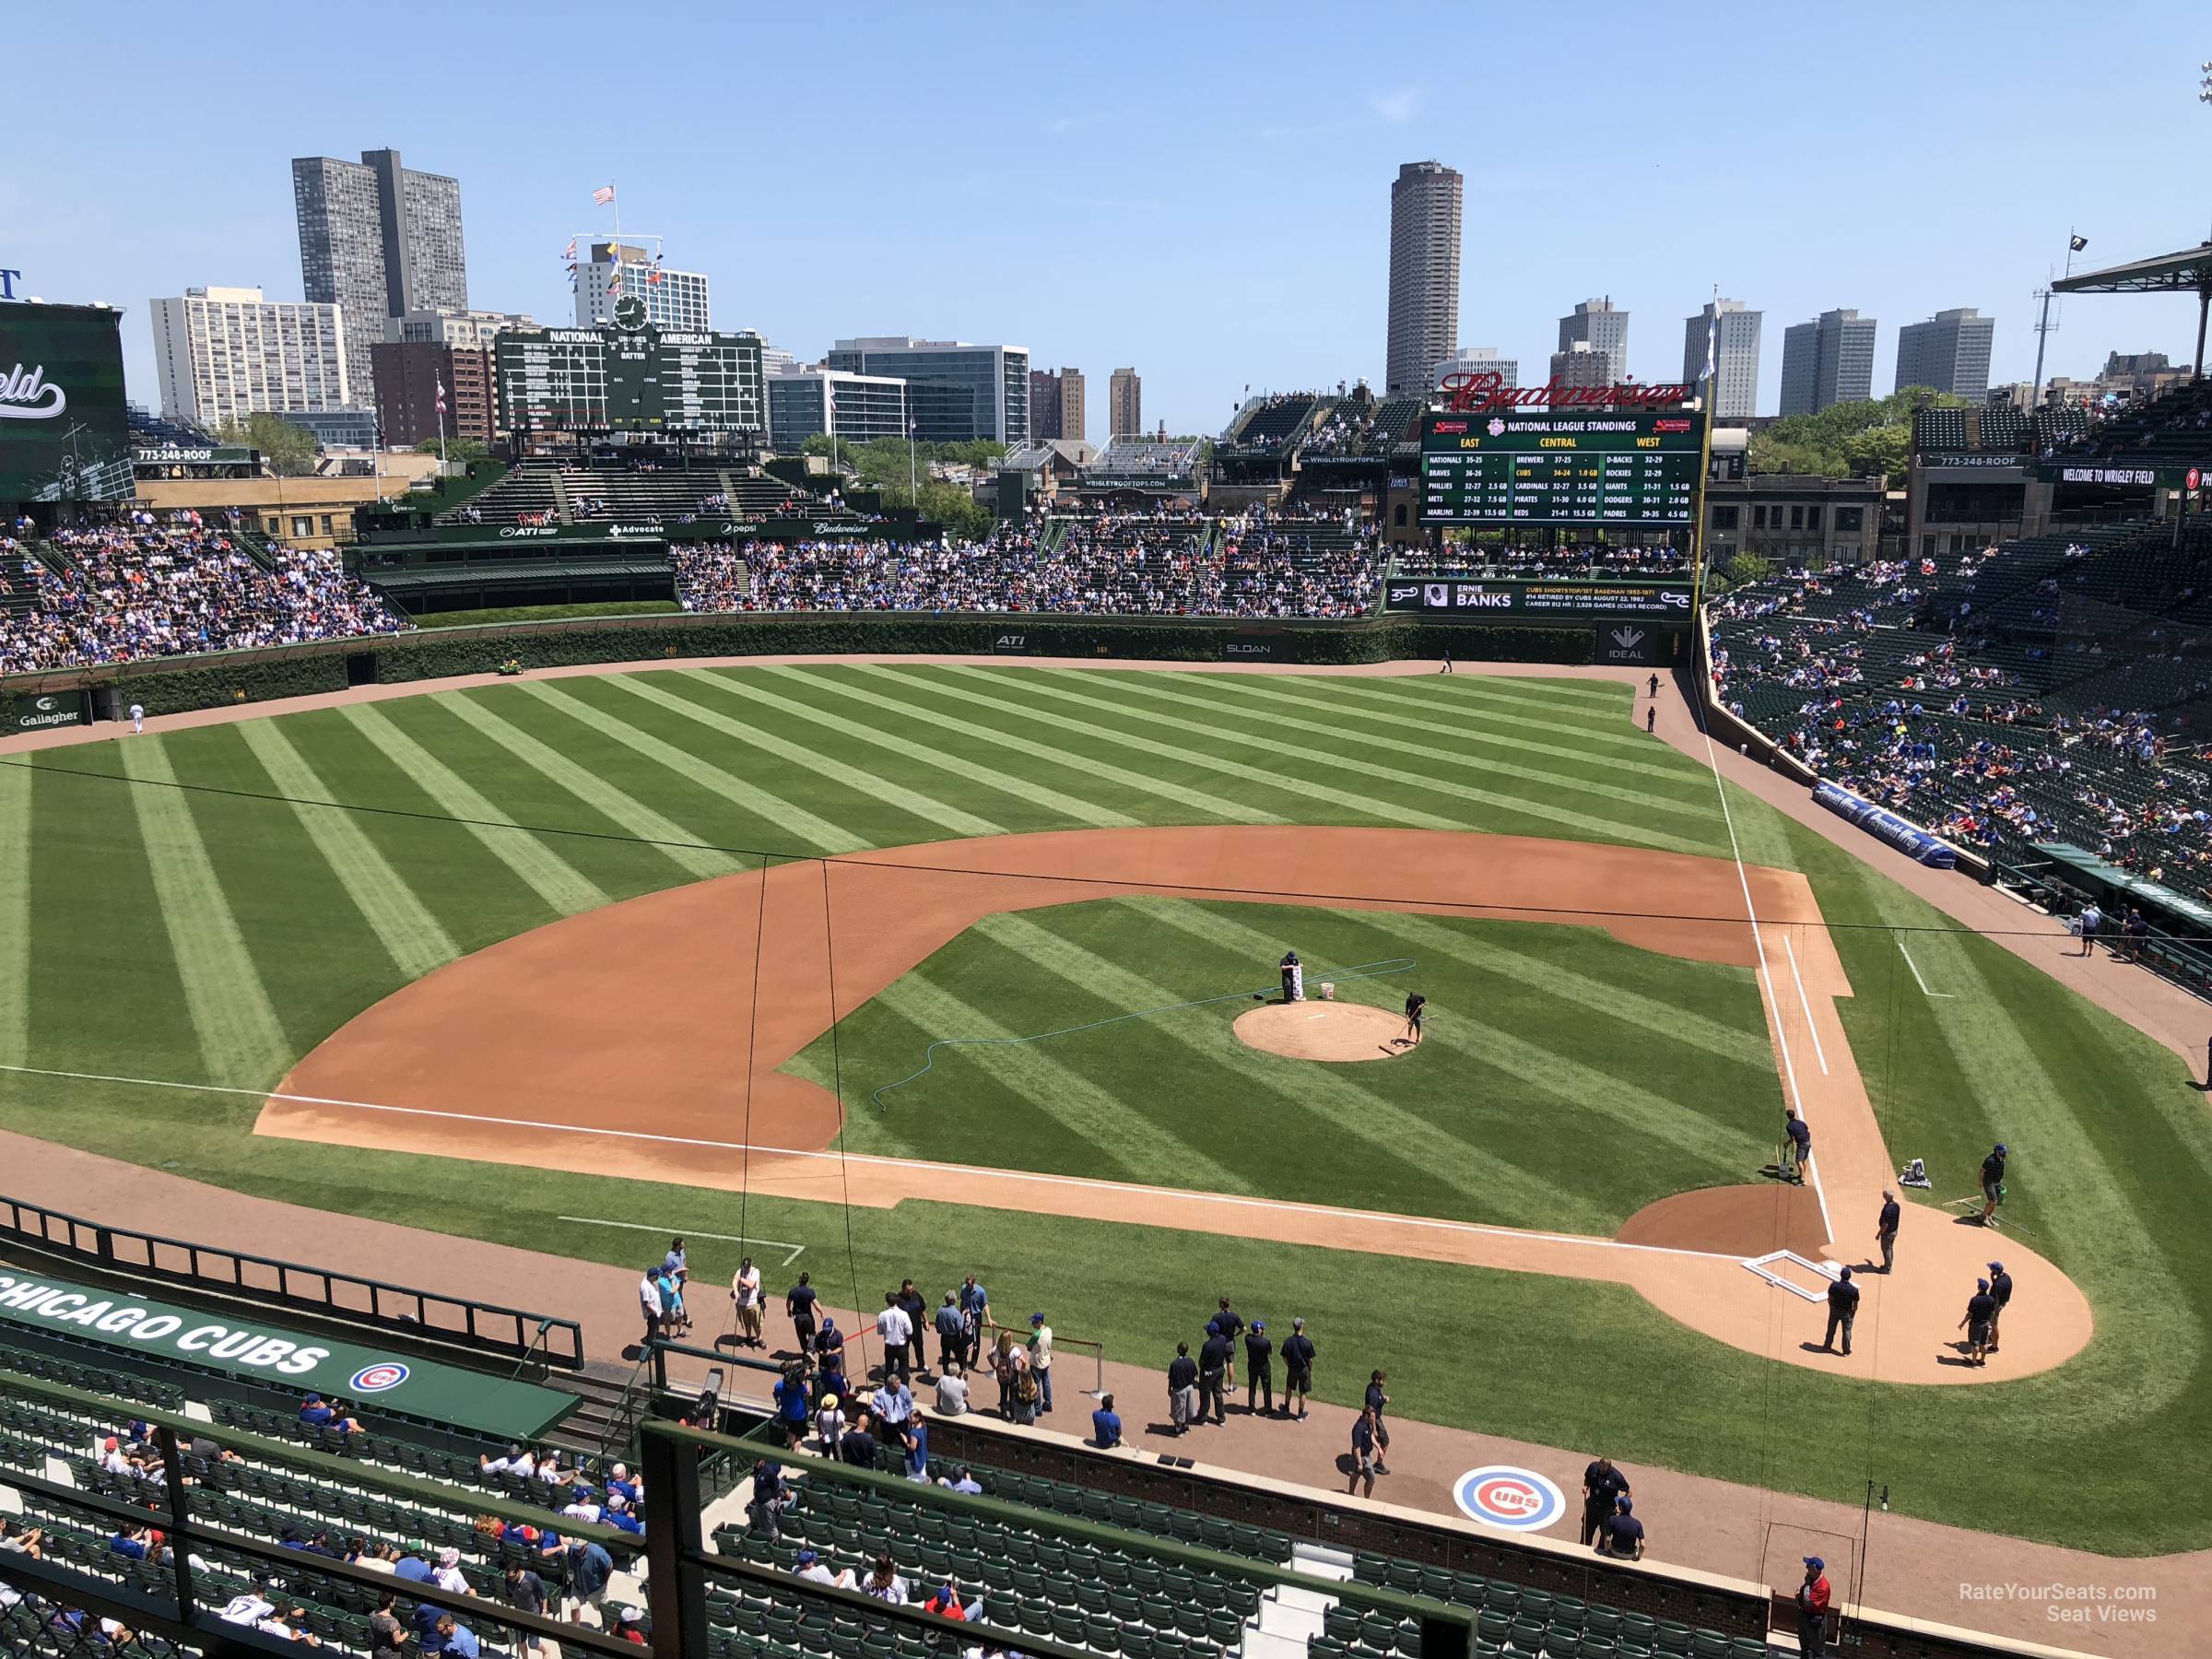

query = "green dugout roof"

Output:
[[2031, 841, 2212, 930], [369, 558, 671, 590], [0, 1267, 575, 1441]]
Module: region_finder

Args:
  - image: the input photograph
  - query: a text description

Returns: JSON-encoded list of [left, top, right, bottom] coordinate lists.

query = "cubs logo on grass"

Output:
[[1453, 1465, 1566, 1531], [349, 1361, 410, 1394]]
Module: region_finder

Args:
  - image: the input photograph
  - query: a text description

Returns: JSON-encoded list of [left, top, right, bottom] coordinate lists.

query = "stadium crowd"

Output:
[[0, 514, 410, 673]]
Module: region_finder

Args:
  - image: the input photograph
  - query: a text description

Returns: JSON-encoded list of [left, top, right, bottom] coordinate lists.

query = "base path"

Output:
[[259, 825, 2091, 1385]]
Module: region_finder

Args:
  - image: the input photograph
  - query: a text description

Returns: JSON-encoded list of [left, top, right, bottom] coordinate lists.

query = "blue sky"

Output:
[[7, 1, 2211, 437]]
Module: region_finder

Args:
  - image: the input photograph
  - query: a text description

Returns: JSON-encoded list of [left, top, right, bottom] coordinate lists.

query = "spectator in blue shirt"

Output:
[[108, 1526, 148, 1561], [1091, 1394, 1124, 1448], [433, 1614, 481, 1658], [564, 1538, 616, 1626], [1600, 1496, 1645, 1560], [773, 1368, 811, 1449], [901, 1416, 930, 1482], [395, 1547, 436, 1585]]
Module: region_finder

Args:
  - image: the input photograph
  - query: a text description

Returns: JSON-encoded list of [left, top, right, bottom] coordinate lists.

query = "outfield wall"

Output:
[[0, 610, 1686, 721]]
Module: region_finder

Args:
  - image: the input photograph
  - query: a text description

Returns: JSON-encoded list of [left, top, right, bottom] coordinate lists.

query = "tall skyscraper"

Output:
[[1894, 308, 1994, 401], [292, 148, 466, 406], [149, 287, 350, 429], [1682, 299, 1763, 419], [1030, 367, 1085, 442], [574, 243, 711, 331], [1779, 309, 1877, 417], [1556, 299, 1629, 383], [1385, 160, 1462, 397], [1109, 368, 1141, 439]]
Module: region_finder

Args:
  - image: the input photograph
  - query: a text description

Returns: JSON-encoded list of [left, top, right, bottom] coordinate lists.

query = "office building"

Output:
[[285, 407, 380, 450], [371, 340, 497, 447], [1548, 341, 1613, 389], [1557, 298, 1628, 384], [149, 286, 350, 430], [768, 366, 910, 447], [1109, 368, 1141, 439], [1779, 308, 1877, 417], [1682, 299, 1762, 419], [573, 242, 712, 331], [826, 337, 1030, 442], [383, 307, 535, 350], [1894, 308, 1995, 401], [1385, 160, 1463, 398], [1030, 366, 1086, 443], [292, 148, 467, 405], [1434, 347, 1517, 389]]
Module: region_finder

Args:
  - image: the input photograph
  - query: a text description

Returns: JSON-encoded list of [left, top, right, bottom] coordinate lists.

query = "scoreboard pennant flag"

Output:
[[562, 237, 577, 260]]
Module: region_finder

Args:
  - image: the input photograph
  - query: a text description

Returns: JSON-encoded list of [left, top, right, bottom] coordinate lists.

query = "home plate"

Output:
[[1234, 1002, 1406, 1062]]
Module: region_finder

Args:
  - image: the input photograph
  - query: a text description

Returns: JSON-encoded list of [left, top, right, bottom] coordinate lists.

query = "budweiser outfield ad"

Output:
[[0, 302, 135, 502]]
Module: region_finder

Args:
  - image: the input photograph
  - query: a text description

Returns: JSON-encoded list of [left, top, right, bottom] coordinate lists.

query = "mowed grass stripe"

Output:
[[1384, 912, 1775, 1070], [790, 666, 1287, 825], [235, 720, 460, 982], [523, 680, 867, 854], [976, 908, 1593, 1227], [865, 971, 1251, 1194], [339, 704, 608, 916], [1103, 673, 1715, 812], [438, 691, 739, 882], [685, 669, 1138, 830], [1409, 676, 1661, 746], [115, 738, 290, 1089], [965, 666, 1709, 853], [607, 674, 1004, 840], [1150, 899, 1762, 1172], [908, 666, 1464, 831], [1172, 674, 1716, 795], [0, 767, 29, 1066]]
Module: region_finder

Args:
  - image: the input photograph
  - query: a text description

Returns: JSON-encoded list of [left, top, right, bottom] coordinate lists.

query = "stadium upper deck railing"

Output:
[[0, 1192, 585, 1372]]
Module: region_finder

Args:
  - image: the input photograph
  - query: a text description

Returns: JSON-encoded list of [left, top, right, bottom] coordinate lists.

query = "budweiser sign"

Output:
[[1440, 371, 1693, 413]]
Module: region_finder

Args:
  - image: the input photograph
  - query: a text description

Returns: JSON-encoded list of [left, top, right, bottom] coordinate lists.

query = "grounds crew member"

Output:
[[1795, 1558, 1832, 1658], [1782, 1107, 1812, 1184], [1959, 1278, 1998, 1367], [1875, 1190, 1900, 1273], [1580, 1457, 1630, 1547], [1986, 1262, 2013, 1351], [1166, 1344, 1197, 1435], [1197, 1327, 1231, 1425], [1980, 1144, 2007, 1227], [1242, 1320, 1275, 1415], [1819, 1266, 1860, 1357], [1281, 1318, 1316, 1419]]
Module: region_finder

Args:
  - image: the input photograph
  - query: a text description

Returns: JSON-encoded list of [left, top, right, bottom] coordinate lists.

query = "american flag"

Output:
[[434, 381, 447, 418], [561, 237, 577, 260], [592, 184, 616, 206]]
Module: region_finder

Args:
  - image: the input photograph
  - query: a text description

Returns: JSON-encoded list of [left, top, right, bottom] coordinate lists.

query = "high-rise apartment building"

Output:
[[1548, 341, 1612, 389], [1557, 299, 1629, 384], [293, 149, 466, 406], [1434, 346, 1517, 388], [1029, 367, 1086, 443], [148, 287, 350, 430], [1109, 368, 1141, 439], [1779, 309, 1878, 417], [573, 243, 711, 332], [1385, 160, 1462, 398], [371, 340, 498, 448], [1682, 299, 1763, 419], [826, 337, 1030, 443], [1894, 308, 1994, 401], [383, 308, 535, 351]]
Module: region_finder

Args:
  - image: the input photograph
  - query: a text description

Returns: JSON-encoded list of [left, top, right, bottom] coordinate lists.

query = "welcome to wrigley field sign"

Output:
[[0, 1269, 574, 1438]]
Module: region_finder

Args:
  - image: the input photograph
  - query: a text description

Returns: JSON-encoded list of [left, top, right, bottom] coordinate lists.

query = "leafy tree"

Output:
[[216, 412, 320, 477], [1747, 385, 1965, 485], [414, 437, 490, 465]]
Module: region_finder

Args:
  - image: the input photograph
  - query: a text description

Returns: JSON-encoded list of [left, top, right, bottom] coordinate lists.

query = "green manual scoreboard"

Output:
[[499, 303, 765, 436], [0, 301, 135, 503], [1419, 409, 1701, 527]]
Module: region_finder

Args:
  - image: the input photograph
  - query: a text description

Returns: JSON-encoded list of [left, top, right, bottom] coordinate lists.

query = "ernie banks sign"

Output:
[[1452, 1465, 1567, 1531]]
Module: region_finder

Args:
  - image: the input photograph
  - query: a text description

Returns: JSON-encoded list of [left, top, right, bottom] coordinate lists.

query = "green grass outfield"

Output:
[[0, 663, 2206, 1555]]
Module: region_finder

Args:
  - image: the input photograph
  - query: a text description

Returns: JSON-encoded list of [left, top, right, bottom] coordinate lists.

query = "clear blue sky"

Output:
[[7, 1, 2211, 437]]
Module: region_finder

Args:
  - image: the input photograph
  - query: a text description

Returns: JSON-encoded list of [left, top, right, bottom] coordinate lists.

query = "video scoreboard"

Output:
[[498, 319, 765, 436], [1419, 409, 1702, 528]]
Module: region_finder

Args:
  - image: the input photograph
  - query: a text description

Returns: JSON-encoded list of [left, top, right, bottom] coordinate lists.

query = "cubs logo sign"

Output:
[[1452, 1465, 1566, 1531], [349, 1361, 410, 1394]]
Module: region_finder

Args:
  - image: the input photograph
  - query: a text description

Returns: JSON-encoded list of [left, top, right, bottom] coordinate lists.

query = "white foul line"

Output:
[[1783, 934, 1830, 1076], [0, 1060, 1745, 1266], [1688, 708, 1835, 1244], [1897, 941, 1956, 999], [555, 1216, 806, 1266]]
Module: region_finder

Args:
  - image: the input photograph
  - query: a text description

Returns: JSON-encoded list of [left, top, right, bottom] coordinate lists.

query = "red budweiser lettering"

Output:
[[1439, 371, 1694, 413]]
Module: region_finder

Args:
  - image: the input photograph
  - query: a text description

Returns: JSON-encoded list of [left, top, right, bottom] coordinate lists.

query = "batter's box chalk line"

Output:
[[1741, 1248, 1841, 1303], [557, 1216, 806, 1266]]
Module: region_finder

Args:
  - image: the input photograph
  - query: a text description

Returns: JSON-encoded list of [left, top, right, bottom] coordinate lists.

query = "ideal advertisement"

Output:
[[0, 302, 135, 502]]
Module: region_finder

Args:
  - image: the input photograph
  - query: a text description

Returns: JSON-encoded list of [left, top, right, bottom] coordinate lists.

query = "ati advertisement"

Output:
[[1382, 577, 1693, 620], [0, 302, 135, 503]]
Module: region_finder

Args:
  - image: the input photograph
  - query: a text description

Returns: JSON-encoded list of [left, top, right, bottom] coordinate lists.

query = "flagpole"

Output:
[[437, 382, 448, 476]]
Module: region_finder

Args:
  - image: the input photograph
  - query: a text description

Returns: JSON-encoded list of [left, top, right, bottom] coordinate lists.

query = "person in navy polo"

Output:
[[1986, 1262, 2013, 1352], [1599, 1496, 1644, 1560], [1580, 1457, 1630, 1547], [1091, 1394, 1123, 1449], [1819, 1266, 1861, 1357], [1874, 1190, 1900, 1274], [1959, 1278, 1998, 1366]]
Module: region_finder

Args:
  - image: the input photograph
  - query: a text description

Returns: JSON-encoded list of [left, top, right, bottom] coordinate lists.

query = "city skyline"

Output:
[[7, 4, 2212, 437]]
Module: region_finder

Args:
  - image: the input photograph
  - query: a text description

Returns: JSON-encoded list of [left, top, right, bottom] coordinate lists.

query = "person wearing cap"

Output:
[[1027, 1313, 1055, 1414], [1580, 1457, 1630, 1547], [785, 1271, 819, 1354], [1795, 1557, 1832, 1657], [796, 1547, 859, 1590], [1782, 1106, 1811, 1184], [877, 1292, 914, 1385], [1874, 1190, 1900, 1274], [503, 1560, 548, 1657], [1819, 1266, 1861, 1358], [611, 1607, 647, 1647], [1197, 1326, 1232, 1426], [1281, 1319, 1316, 1420], [1243, 1320, 1275, 1416], [940, 1465, 983, 1495], [564, 1536, 615, 1628], [1597, 1494, 1644, 1560], [1959, 1277, 1998, 1366], [1166, 1342, 1198, 1435], [1347, 1406, 1380, 1497], [772, 1366, 810, 1450], [924, 1578, 985, 1623], [1207, 1298, 1245, 1398], [1986, 1262, 2013, 1351], [815, 1391, 847, 1455], [1980, 1144, 2007, 1227]]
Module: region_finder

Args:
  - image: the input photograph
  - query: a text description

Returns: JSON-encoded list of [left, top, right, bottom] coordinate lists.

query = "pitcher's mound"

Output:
[[1234, 1001, 1407, 1062]]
